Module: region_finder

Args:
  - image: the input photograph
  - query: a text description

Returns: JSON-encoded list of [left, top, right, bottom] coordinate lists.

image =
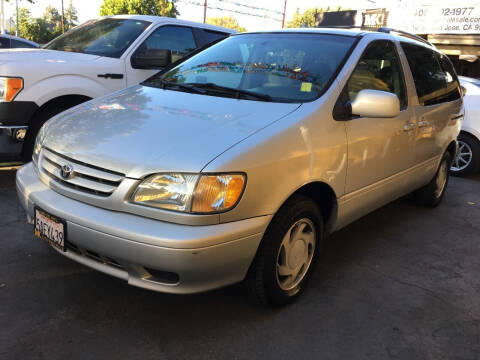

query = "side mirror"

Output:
[[350, 89, 400, 118], [131, 49, 172, 69], [461, 85, 467, 97]]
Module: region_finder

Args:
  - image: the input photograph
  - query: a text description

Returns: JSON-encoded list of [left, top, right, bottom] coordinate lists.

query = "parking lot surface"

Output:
[[1, 169, 479, 359]]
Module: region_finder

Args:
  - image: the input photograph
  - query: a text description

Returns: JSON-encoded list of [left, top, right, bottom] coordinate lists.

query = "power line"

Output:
[[178, 0, 283, 22], [215, 0, 283, 15]]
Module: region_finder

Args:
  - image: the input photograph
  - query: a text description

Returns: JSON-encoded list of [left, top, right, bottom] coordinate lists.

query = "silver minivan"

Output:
[[17, 28, 463, 305]]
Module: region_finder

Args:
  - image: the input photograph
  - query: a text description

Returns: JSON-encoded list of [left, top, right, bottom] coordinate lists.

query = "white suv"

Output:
[[0, 15, 234, 162]]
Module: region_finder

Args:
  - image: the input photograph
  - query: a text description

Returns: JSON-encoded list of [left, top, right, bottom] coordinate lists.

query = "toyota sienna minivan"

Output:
[[17, 28, 464, 306]]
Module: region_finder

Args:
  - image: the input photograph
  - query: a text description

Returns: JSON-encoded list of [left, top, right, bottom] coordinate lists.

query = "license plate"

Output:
[[34, 207, 66, 252]]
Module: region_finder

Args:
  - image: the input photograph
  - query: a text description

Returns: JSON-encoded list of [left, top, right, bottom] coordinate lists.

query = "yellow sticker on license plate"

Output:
[[34, 208, 66, 252]]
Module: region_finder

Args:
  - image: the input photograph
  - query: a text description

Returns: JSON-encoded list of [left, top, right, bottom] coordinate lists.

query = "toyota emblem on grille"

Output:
[[61, 164, 74, 179]]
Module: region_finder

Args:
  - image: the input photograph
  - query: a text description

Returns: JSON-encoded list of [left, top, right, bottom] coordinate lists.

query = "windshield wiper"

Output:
[[147, 79, 207, 94], [183, 83, 272, 102]]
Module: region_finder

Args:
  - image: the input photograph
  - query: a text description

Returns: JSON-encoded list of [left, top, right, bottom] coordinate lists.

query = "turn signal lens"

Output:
[[0, 77, 24, 102], [192, 174, 245, 213]]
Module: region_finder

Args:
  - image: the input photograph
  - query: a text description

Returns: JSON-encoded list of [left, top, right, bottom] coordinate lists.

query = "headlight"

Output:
[[0, 77, 23, 102], [32, 122, 49, 165], [132, 173, 246, 213]]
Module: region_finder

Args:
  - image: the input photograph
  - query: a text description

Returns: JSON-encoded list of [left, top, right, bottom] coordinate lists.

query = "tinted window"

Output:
[[401, 43, 460, 106], [437, 53, 461, 101], [141, 26, 196, 62], [45, 18, 150, 58], [203, 30, 228, 43], [155, 34, 356, 103], [11, 39, 37, 48], [0, 37, 9, 48], [348, 40, 407, 108]]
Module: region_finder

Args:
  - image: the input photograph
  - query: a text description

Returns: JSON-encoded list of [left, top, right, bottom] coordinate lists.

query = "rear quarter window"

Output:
[[401, 42, 461, 106], [203, 30, 228, 43]]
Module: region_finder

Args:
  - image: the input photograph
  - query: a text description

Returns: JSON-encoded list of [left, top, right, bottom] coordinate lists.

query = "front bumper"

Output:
[[0, 101, 38, 159], [16, 163, 271, 294]]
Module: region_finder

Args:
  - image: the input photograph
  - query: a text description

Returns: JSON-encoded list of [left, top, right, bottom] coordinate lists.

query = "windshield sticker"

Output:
[[301, 82, 312, 92]]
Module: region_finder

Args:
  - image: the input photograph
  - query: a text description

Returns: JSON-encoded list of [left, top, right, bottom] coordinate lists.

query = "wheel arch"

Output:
[[29, 94, 92, 125], [460, 130, 480, 144], [446, 139, 458, 162], [269, 181, 338, 237]]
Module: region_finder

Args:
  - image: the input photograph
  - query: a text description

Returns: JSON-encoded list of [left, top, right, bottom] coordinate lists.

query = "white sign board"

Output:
[[388, 1, 480, 34]]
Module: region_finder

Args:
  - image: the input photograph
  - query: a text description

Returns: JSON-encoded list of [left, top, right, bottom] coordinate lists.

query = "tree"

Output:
[[64, 3, 79, 30], [17, 5, 78, 44], [17, 7, 50, 43], [43, 5, 62, 35], [43, 4, 77, 33], [287, 7, 345, 28], [206, 16, 246, 32], [100, 0, 178, 18]]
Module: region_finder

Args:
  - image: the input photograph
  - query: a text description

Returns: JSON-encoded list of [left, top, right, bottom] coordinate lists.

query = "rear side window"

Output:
[[347, 40, 407, 109], [437, 53, 461, 102], [142, 25, 197, 62], [0, 37, 9, 48], [11, 39, 37, 48], [401, 43, 461, 106]]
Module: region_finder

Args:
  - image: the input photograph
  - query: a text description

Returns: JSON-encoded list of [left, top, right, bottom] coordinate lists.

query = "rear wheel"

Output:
[[414, 151, 451, 207], [246, 195, 323, 306], [450, 133, 480, 177]]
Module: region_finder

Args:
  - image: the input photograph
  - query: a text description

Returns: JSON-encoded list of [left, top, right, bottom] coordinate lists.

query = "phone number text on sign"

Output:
[[401, 4, 480, 34]]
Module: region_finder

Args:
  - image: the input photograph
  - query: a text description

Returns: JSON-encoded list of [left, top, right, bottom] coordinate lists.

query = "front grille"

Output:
[[66, 241, 124, 269], [39, 147, 124, 197]]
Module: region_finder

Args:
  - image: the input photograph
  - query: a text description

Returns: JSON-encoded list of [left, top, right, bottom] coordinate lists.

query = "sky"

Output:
[[3, 0, 385, 31]]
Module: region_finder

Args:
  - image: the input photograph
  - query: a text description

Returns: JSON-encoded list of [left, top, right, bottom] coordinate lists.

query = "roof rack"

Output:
[[377, 27, 433, 46]]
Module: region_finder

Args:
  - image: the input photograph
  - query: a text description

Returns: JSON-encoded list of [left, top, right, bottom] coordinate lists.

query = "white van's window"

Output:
[[348, 40, 407, 108], [44, 18, 150, 58], [152, 33, 357, 103]]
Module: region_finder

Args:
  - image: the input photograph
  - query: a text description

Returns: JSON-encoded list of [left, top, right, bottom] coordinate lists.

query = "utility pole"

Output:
[[61, 0, 65, 33], [281, 0, 287, 28], [203, 0, 207, 23], [16, 0, 18, 36], [0, 0, 4, 35]]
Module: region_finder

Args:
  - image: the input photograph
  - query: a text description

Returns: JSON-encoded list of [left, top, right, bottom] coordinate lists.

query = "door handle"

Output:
[[403, 123, 416, 132], [417, 120, 428, 128], [97, 73, 124, 79]]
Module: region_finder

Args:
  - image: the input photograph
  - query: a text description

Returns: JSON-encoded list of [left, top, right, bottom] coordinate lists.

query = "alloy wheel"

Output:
[[451, 140, 473, 172]]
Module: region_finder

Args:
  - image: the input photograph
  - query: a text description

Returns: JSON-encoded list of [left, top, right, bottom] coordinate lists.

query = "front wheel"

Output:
[[414, 151, 451, 207], [245, 195, 323, 306]]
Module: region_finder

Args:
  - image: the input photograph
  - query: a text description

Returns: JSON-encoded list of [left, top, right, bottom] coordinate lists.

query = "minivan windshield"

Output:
[[44, 18, 150, 58], [151, 33, 357, 103]]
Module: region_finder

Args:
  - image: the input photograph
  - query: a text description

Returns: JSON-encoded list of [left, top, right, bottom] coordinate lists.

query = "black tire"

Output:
[[21, 99, 88, 162], [450, 133, 480, 177], [414, 151, 452, 207], [245, 194, 324, 306]]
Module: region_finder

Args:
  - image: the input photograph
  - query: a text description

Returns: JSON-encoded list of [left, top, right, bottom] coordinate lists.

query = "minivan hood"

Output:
[[0, 48, 100, 65], [42, 85, 300, 178]]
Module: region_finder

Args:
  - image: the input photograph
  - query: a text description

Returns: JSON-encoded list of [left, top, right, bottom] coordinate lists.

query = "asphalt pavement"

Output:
[[1, 169, 479, 360]]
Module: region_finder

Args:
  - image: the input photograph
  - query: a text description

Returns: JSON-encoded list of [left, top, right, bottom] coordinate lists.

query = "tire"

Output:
[[245, 194, 324, 306], [414, 151, 452, 207], [21, 99, 88, 162], [450, 133, 480, 177]]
